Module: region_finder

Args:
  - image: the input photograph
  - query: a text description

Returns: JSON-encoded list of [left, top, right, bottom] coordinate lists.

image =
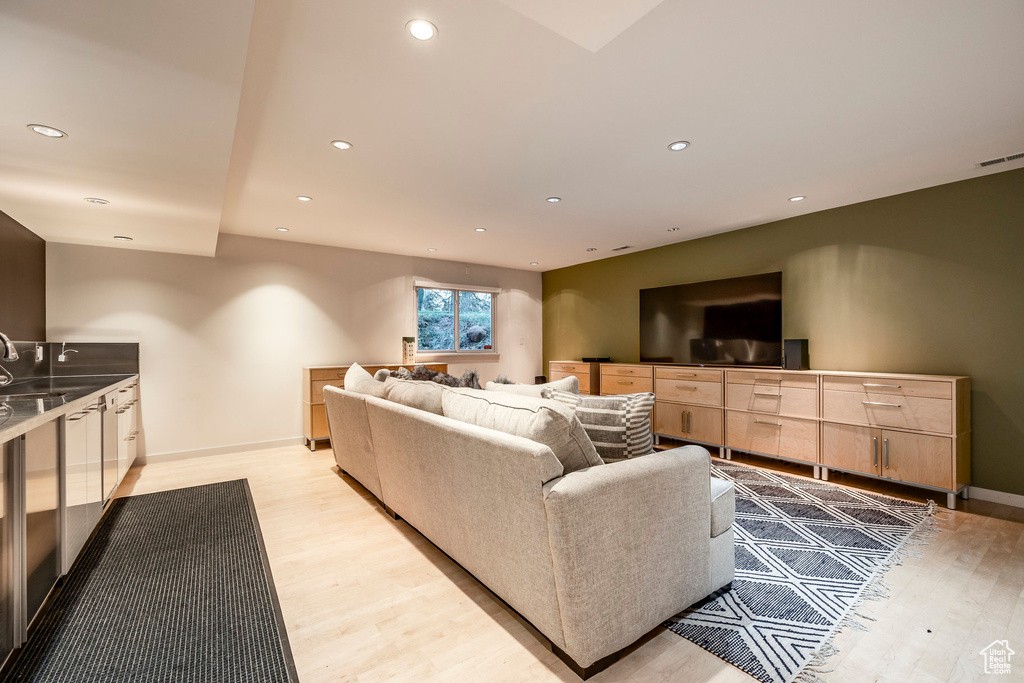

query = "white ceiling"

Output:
[[3, 0, 1023, 269]]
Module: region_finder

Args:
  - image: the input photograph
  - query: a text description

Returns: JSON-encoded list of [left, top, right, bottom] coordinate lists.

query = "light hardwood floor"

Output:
[[116, 446, 1024, 683]]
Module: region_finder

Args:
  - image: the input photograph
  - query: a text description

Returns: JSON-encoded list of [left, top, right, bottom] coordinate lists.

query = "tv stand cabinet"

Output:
[[546, 361, 971, 509]]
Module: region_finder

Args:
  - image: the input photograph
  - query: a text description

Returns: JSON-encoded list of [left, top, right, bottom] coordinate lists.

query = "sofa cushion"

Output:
[[343, 362, 386, 399], [710, 477, 735, 538], [541, 390, 656, 461], [484, 375, 579, 397], [382, 377, 444, 415], [441, 390, 603, 474]]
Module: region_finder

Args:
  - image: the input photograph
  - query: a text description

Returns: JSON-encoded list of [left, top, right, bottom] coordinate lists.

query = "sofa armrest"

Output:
[[542, 445, 713, 668]]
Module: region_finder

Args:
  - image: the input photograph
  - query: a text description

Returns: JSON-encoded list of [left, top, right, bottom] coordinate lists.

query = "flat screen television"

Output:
[[639, 272, 783, 366]]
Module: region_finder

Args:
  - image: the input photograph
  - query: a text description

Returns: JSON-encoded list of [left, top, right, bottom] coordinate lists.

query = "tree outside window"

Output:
[[416, 287, 494, 352]]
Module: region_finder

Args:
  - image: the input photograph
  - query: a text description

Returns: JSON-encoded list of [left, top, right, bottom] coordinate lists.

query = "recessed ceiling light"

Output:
[[427, 248, 437, 252], [667, 141, 690, 151], [28, 124, 67, 138], [530, 262, 539, 266], [667, 227, 679, 232], [113, 235, 133, 241], [84, 197, 109, 204], [276, 227, 289, 232], [330, 140, 352, 150], [407, 19, 437, 40], [789, 195, 806, 202], [297, 196, 312, 202], [546, 197, 561, 203], [586, 248, 597, 252], [475, 228, 487, 232]]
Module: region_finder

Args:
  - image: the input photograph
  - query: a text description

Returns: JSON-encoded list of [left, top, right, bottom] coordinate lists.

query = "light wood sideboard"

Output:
[[547, 360, 972, 508], [302, 363, 447, 451], [548, 361, 600, 395]]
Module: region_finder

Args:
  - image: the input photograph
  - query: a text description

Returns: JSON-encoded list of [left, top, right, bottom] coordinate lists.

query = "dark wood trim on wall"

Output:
[[0, 209, 46, 340]]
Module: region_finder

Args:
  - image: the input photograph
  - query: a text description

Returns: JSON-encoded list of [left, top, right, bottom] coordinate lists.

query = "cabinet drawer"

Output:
[[602, 376, 653, 395], [881, 430, 953, 490], [726, 411, 818, 463], [726, 370, 818, 389], [310, 379, 346, 404], [655, 403, 723, 444], [654, 367, 722, 383], [310, 367, 347, 381], [726, 384, 818, 418], [550, 362, 590, 374], [822, 423, 881, 477], [822, 375, 952, 400], [654, 378, 722, 406], [823, 390, 952, 434], [601, 364, 653, 379]]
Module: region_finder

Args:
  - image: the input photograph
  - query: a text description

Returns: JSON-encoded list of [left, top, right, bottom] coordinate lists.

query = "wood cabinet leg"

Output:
[[946, 492, 957, 510], [820, 467, 829, 482]]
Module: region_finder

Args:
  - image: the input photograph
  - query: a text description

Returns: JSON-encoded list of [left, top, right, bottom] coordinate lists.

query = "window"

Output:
[[416, 285, 495, 353]]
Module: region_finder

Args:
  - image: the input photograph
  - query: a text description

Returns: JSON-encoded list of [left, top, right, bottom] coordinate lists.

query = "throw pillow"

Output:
[[440, 389, 603, 474], [483, 375, 579, 397], [382, 377, 445, 415], [541, 389, 656, 461], [343, 362, 387, 399]]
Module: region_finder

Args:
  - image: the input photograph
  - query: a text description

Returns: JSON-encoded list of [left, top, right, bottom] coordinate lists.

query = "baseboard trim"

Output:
[[969, 486, 1024, 510], [138, 437, 305, 465]]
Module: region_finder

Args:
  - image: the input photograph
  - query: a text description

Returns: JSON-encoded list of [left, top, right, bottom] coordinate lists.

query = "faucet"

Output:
[[0, 332, 17, 387]]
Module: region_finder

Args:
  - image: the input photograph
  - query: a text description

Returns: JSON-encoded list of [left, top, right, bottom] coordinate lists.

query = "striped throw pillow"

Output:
[[542, 389, 656, 460]]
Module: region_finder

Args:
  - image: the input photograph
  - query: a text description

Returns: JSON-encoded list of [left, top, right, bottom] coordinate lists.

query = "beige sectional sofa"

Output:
[[323, 373, 735, 678]]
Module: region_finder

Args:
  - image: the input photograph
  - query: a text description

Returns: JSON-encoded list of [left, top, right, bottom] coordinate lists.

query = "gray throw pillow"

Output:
[[483, 375, 579, 397], [541, 389, 656, 461], [441, 389, 603, 474]]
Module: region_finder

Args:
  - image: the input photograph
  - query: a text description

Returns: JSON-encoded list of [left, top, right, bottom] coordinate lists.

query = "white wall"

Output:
[[46, 235, 543, 458]]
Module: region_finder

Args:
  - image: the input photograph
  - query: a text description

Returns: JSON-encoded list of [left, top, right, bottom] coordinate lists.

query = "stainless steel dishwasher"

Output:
[[21, 421, 59, 629]]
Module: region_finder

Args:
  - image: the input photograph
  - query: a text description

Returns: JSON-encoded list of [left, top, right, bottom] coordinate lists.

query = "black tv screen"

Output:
[[639, 272, 783, 367]]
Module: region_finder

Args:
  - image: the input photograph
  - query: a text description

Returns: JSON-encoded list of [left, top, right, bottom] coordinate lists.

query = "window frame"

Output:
[[414, 281, 499, 356]]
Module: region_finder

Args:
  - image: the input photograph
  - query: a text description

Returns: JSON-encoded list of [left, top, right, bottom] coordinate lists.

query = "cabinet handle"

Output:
[[862, 400, 901, 407], [754, 419, 782, 426], [67, 412, 87, 421], [680, 412, 686, 434], [337, 372, 345, 377], [883, 438, 889, 469], [753, 391, 781, 397], [616, 380, 633, 384], [863, 383, 901, 389], [872, 437, 878, 467], [686, 411, 692, 433], [755, 378, 782, 382], [677, 385, 698, 391], [674, 373, 697, 377]]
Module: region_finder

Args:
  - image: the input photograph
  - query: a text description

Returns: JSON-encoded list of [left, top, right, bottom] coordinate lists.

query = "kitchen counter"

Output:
[[0, 374, 138, 444]]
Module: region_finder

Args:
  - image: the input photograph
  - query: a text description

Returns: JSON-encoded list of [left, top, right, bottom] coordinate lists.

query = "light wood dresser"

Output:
[[548, 361, 600, 395], [547, 360, 972, 508], [302, 363, 447, 451]]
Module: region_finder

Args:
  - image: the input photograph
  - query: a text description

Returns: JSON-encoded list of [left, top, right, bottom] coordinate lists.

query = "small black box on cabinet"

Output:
[[784, 339, 809, 370]]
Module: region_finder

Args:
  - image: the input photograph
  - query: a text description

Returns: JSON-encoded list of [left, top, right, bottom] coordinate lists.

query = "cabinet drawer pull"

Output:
[[686, 411, 692, 433], [616, 380, 633, 384], [863, 383, 901, 389], [755, 377, 782, 382], [673, 373, 697, 377], [754, 419, 782, 426], [677, 385, 698, 390], [753, 391, 781, 397], [680, 412, 686, 434], [862, 401, 901, 408], [67, 412, 87, 421], [338, 372, 345, 377], [872, 437, 878, 467], [883, 438, 889, 469]]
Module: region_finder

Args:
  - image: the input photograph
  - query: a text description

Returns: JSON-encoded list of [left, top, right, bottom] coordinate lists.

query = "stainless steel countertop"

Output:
[[0, 374, 138, 443]]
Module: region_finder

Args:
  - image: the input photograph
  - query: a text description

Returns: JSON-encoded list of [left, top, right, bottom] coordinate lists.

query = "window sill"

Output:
[[414, 352, 501, 363]]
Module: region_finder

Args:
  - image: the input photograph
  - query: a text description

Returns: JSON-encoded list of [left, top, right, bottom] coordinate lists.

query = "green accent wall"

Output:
[[543, 168, 1024, 496]]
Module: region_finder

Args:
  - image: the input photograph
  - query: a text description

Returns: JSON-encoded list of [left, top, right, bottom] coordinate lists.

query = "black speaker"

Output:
[[784, 339, 809, 370]]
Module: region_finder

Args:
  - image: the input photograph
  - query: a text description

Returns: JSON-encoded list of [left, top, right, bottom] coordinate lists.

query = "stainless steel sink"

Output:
[[0, 392, 67, 401]]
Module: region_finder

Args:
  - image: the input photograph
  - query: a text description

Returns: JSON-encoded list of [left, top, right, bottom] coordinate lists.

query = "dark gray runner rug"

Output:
[[666, 462, 936, 683], [4, 480, 297, 683]]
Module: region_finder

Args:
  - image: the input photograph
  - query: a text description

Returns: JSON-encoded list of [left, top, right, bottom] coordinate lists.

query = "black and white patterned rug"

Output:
[[666, 462, 937, 683]]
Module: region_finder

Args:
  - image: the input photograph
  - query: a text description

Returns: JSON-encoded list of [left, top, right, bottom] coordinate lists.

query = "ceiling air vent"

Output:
[[977, 152, 1024, 168], [611, 245, 632, 252]]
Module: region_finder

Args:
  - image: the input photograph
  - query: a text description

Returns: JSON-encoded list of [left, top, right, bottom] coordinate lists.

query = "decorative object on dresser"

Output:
[[301, 363, 446, 451], [783, 338, 810, 370], [548, 361, 600, 395], [667, 460, 937, 683], [401, 336, 415, 364]]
